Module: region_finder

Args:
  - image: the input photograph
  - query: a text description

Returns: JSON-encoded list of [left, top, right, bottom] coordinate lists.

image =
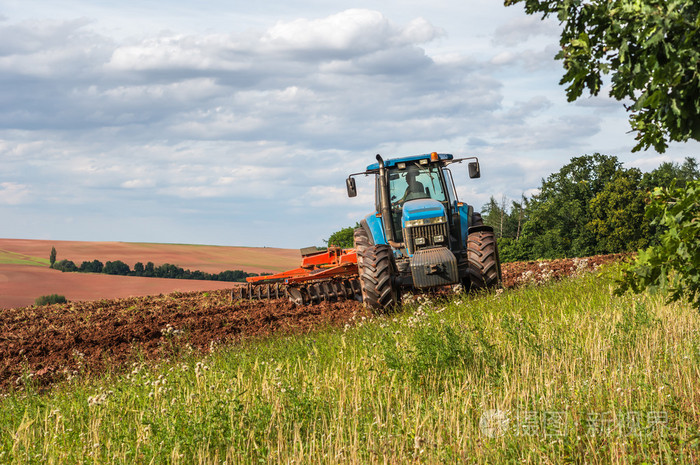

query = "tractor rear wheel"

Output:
[[467, 230, 501, 290], [357, 244, 398, 310]]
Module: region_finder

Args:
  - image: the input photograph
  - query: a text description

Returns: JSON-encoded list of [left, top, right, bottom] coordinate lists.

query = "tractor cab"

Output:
[[386, 159, 451, 249], [348, 152, 479, 257]]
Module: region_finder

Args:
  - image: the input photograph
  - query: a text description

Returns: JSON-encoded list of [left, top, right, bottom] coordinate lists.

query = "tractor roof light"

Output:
[[430, 152, 439, 162], [419, 159, 429, 165]]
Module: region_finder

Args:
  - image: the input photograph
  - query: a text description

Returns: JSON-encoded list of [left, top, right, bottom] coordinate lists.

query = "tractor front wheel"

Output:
[[467, 230, 501, 290], [358, 244, 398, 310]]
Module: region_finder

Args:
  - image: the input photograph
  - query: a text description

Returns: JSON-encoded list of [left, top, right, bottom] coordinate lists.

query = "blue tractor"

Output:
[[345, 152, 501, 309]]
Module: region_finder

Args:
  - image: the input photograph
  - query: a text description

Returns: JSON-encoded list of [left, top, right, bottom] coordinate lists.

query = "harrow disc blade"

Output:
[[233, 277, 362, 306]]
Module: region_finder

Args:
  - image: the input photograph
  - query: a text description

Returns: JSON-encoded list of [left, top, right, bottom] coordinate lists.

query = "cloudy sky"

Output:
[[1, 1, 697, 249]]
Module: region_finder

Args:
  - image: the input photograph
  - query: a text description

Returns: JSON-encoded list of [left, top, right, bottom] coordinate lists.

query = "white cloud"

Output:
[[0, 4, 697, 248], [492, 16, 559, 47], [0, 182, 30, 204], [121, 178, 156, 189]]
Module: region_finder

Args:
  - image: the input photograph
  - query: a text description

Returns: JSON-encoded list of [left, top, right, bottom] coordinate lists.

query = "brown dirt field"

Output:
[[500, 253, 629, 289], [1, 290, 369, 392], [0, 265, 240, 310], [0, 254, 626, 392], [0, 239, 300, 274], [0, 238, 302, 309]]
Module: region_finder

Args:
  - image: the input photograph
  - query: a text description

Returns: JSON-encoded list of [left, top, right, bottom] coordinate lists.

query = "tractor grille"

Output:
[[405, 221, 449, 255]]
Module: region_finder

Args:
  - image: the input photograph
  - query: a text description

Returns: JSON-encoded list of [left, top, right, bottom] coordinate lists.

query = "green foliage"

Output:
[[325, 223, 359, 248], [103, 260, 131, 275], [133, 262, 145, 274], [49, 247, 56, 267], [35, 294, 67, 306], [516, 153, 622, 258], [383, 323, 477, 381], [505, 0, 700, 152], [481, 195, 527, 239], [587, 167, 652, 253], [45, 251, 259, 282], [52, 259, 78, 272], [487, 155, 698, 261], [79, 259, 104, 273], [617, 180, 700, 309], [641, 157, 700, 190]]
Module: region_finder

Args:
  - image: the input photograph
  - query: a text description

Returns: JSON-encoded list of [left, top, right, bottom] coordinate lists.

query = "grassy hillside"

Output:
[[2, 269, 699, 463], [0, 249, 49, 266]]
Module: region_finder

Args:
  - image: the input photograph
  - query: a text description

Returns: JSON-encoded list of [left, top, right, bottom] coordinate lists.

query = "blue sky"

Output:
[[1, 1, 697, 248]]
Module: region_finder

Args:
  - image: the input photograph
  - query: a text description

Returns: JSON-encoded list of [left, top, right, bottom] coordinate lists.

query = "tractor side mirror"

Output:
[[468, 161, 481, 179], [346, 177, 357, 197]]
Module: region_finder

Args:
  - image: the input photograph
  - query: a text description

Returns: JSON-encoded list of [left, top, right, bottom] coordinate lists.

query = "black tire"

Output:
[[467, 230, 501, 290], [357, 244, 398, 310], [472, 211, 484, 227], [353, 227, 371, 270]]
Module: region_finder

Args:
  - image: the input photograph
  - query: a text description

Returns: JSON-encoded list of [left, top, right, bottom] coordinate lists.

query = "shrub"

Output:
[[617, 181, 700, 309], [52, 259, 78, 272], [35, 294, 67, 306], [103, 260, 131, 275]]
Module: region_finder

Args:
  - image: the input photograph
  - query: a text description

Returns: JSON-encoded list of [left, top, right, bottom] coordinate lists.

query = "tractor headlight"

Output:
[[415, 237, 426, 246], [404, 217, 446, 228], [433, 234, 444, 243]]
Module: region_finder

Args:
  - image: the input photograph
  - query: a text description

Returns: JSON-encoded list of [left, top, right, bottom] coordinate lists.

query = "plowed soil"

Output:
[[0, 254, 626, 392]]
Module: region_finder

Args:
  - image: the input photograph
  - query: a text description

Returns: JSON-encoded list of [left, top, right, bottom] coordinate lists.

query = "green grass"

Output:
[[2, 269, 699, 464], [0, 249, 50, 266]]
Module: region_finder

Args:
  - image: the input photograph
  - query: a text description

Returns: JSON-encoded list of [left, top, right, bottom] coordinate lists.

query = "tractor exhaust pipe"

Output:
[[375, 154, 396, 244]]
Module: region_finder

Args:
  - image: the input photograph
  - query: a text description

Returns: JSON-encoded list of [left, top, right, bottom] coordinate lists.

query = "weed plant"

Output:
[[2, 268, 699, 463]]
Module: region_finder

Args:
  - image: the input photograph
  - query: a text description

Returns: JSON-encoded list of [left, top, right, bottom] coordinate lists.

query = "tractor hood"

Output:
[[402, 198, 446, 226]]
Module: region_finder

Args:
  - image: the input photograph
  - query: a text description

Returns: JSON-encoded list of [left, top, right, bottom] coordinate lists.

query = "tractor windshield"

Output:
[[388, 163, 447, 205]]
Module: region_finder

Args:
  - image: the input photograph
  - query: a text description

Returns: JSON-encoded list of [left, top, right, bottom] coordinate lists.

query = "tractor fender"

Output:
[[364, 213, 387, 245], [467, 224, 495, 235]]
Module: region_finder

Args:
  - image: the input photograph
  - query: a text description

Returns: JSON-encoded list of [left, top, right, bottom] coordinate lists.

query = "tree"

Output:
[[49, 247, 56, 268], [518, 153, 621, 258], [617, 181, 700, 309], [53, 259, 78, 272], [144, 262, 155, 277], [587, 168, 652, 253], [325, 223, 359, 248], [79, 259, 104, 273], [103, 260, 131, 275], [133, 262, 145, 276], [641, 157, 700, 190], [505, 0, 700, 152]]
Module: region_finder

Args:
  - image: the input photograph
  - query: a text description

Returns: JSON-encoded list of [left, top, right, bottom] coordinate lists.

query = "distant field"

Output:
[[0, 239, 299, 273], [0, 239, 301, 309]]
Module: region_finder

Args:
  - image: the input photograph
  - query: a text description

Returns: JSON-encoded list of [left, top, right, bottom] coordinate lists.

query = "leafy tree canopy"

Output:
[[587, 167, 651, 253], [505, 0, 700, 152], [518, 153, 621, 258], [617, 181, 700, 309], [325, 223, 359, 249]]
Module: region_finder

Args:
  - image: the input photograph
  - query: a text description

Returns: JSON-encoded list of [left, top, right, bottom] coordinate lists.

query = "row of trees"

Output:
[[50, 254, 263, 282], [482, 155, 699, 262]]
